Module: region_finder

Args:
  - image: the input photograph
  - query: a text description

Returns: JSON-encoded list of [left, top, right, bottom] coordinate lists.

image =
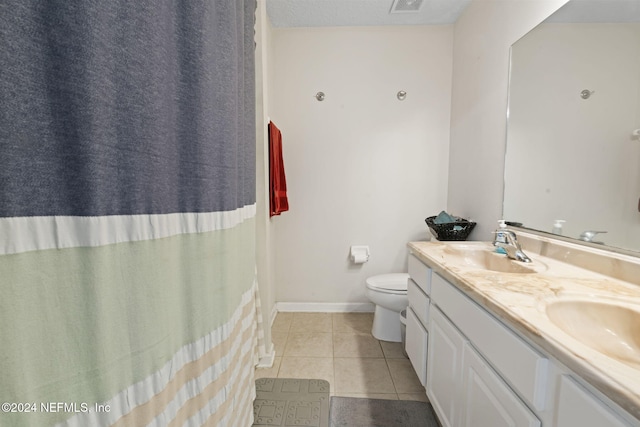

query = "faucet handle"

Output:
[[503, 230, 520, 246], [579, 230, 607, 242]]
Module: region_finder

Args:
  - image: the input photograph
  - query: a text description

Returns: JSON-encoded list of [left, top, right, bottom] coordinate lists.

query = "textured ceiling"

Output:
[[266, 0, 472, 27]]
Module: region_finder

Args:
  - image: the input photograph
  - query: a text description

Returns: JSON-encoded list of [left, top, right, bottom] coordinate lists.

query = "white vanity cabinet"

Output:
[[428, 273, 542, 427], [426, 269, 637, 427], [406, 253, 431, 386], [427, 315, 541, 427]]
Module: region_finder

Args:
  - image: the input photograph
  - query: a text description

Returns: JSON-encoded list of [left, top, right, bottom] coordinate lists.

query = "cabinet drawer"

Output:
[[408, 253, 432, 295], [408, 278, 430, 328], [432, 273, 548, 411], [406, 307, 428, 386]]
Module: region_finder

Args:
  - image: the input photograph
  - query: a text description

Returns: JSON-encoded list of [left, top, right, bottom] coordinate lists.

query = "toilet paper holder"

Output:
[[350, 245, 370, 263]]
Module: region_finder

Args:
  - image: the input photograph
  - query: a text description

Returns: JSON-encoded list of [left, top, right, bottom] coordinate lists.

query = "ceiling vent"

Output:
[[390, 0, 424, 13]]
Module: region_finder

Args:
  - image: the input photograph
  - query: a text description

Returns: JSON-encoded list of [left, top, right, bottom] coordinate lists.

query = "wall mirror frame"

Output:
[[503, 0, 640, 257]]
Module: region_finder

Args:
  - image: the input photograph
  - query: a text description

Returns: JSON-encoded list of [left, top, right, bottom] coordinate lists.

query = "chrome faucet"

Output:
[[579, 230, 607, 244], [494, 230, 532, 263]]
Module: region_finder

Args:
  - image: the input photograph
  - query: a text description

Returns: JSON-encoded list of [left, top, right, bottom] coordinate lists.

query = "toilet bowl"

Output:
[[365, 273, 409, 342]]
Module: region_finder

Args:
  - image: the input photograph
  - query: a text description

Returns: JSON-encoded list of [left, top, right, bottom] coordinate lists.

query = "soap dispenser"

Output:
[[552, 219, 566, 235], [494, 220, 508, 254]]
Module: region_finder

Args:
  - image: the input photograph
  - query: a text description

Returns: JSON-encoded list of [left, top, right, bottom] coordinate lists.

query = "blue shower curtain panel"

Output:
[[0, 1, 261, 426]]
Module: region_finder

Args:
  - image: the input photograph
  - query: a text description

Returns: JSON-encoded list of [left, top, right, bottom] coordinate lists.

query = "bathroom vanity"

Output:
[[407, 232, 640, 426]]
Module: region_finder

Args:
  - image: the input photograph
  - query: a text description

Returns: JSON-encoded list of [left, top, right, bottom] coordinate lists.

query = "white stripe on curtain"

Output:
[[58, 280, 261, 427], [0, 204, 256, 255]]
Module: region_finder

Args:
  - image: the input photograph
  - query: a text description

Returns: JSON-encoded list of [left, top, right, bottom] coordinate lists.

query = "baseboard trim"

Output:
[[275, 302, 375, 313]]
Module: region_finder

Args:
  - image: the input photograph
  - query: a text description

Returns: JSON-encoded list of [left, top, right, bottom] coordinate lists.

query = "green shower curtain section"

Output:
[[0, 0, 261, 426], [1, 220, 257, 426]]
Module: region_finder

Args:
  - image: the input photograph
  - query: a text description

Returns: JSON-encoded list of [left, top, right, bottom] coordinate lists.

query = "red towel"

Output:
[[268, 121, 289, 217]]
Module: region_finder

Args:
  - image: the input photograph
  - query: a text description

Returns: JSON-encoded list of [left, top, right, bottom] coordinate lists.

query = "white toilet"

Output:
[[365, 273, 410, 342]]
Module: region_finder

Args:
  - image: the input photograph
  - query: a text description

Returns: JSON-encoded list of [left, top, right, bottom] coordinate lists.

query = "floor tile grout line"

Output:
[[381, 342, 399, 399], [384, 354, 401, 397]]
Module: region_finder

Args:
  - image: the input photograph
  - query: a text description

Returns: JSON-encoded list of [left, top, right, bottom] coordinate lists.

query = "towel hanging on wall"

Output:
[[269, 121, 289, 216]]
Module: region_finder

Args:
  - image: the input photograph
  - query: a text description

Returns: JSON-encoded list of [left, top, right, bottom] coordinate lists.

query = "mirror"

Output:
[[504, 0, 640, 253]]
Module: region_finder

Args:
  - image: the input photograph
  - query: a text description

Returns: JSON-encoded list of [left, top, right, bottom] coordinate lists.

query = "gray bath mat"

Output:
[[329, 397, 438, 427], [253, 378, 330, 427]]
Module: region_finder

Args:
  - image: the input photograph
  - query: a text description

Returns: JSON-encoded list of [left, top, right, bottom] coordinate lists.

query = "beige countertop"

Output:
[[408, 239, 640, 422]]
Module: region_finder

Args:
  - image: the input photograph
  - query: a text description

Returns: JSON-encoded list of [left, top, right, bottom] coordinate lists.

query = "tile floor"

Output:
[[255, 312, 428, 402]]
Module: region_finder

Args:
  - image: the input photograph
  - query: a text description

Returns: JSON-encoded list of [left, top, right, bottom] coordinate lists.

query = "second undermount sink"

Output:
[[546, 297, 640, 367], [443, 244, 546, 274]]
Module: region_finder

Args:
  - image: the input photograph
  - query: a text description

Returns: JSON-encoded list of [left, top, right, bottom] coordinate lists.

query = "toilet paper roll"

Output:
[[351, 252, 368, 263], [350, 245, 370, 264]]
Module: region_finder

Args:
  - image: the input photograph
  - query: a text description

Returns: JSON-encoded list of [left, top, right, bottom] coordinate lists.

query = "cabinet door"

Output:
[[406, 307, 428, 386], [427, 306, 465, 427], [461, 343, 540, 427], [555, 375, 631, 427]]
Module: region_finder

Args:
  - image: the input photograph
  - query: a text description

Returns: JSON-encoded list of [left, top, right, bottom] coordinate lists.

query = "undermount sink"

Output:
[[546, 297, 640, 367], [443, 244, 545, 274]]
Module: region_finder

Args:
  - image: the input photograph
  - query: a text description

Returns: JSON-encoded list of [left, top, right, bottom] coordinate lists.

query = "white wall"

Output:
[[505, 23, 640, 249], [263, 0, 573, 308], [255, 0, 276, 354], [447, 0, 569, 240], [270, 26, 453, 306]]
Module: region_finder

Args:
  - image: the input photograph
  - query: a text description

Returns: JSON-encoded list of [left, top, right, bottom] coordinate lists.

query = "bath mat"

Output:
[[253, 378, 330, 427], [329, 396, 439, 427]]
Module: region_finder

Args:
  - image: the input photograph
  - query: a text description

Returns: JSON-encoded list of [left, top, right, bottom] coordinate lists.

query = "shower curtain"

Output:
[[0, 1, 263, 426]]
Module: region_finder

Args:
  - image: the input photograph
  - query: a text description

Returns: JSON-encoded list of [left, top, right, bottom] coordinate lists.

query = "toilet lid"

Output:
[[365, 273, 409, 292]]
